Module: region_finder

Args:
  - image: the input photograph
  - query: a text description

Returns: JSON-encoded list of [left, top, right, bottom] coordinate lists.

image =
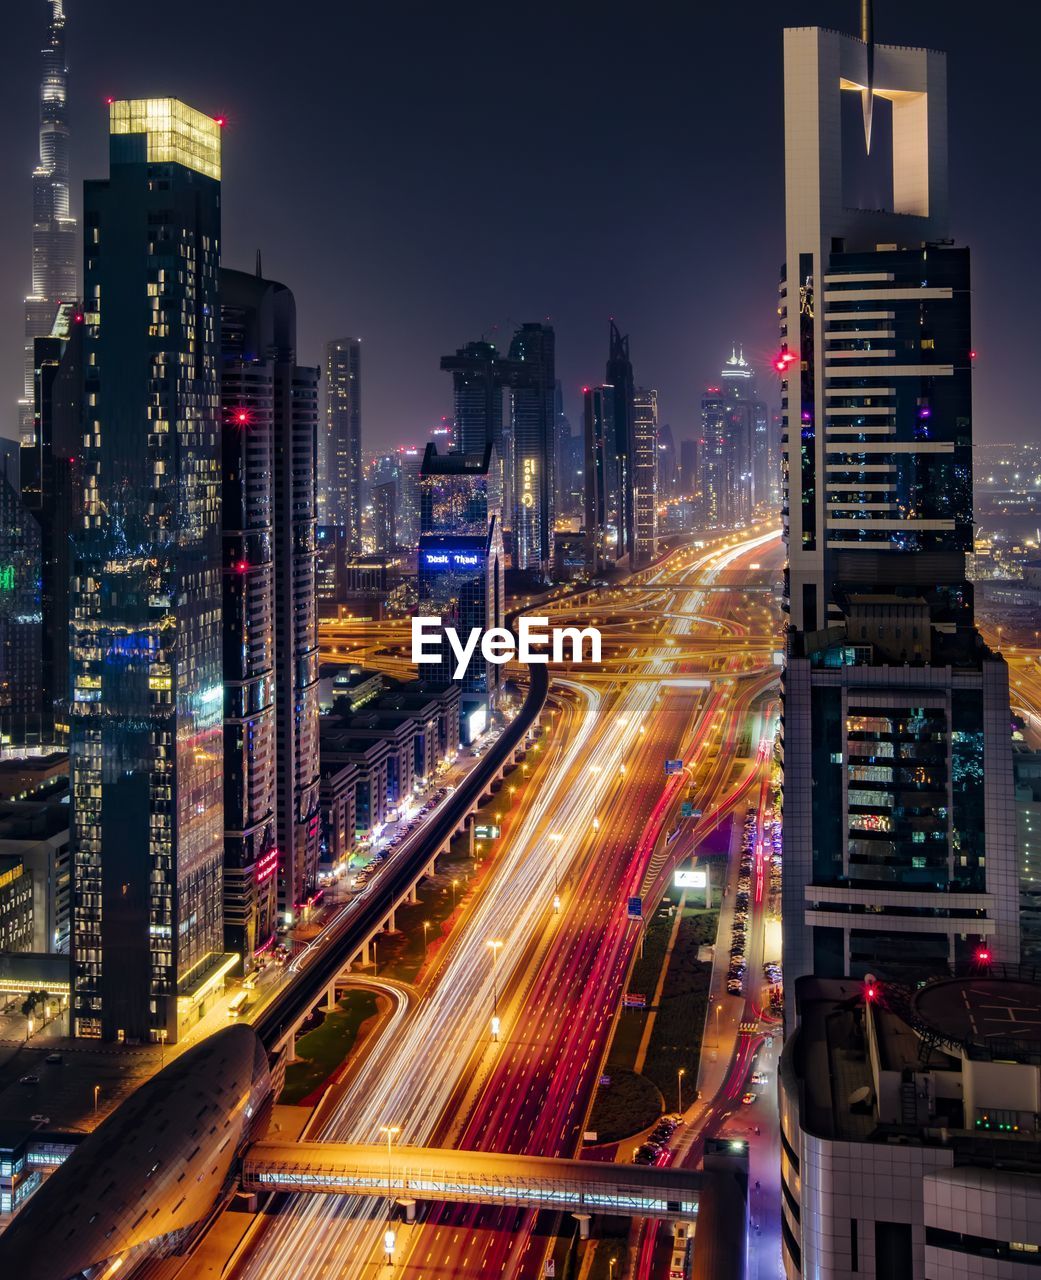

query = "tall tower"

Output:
[[632, 387, 658, 566], [778, 19, 1017, 1053], [506, 323, 556, 577], [20, 0, 78, 441], [325, 338, 362, 554], [70, 101, 227, 1043], [605, 321, 636, 563]]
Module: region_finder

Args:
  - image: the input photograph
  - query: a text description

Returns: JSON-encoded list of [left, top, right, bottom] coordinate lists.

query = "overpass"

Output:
[[252, 663, 548, 1058], [242, 1140, 719, 1227]]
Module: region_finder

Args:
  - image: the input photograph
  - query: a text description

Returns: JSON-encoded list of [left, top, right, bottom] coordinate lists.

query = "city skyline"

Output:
[[2, 0, 1038, 449]]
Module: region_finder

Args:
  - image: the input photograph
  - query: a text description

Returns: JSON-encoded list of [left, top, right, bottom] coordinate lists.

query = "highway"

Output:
[[220, 527, 782, 1280]]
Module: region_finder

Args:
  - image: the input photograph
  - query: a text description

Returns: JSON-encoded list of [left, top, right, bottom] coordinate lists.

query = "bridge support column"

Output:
[[386, 907, 396, 933], [324, 983, 336, 1011], [573, 1213, 591, 1240], [425, 860, 436, 880], [356, 938, 371, 968], [466, 816, 475, 857], [285, 1030, 296, 1063], [398, 1198, 416, 1223], [406, 882, 418, 905]]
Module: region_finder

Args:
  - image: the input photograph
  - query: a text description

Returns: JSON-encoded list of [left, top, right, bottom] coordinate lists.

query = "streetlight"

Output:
[[93, 1084, 100, 1115], [422, 921, 430, 955], [715, 1002, 722, 1047], [678, 1067, 687, 1113], [379, 1124, 400, 1225], [158, 1027, 168, 1069], [487, 940, 503, 1037], [548, 832, 563, 890], [451, 878, 459, 910]]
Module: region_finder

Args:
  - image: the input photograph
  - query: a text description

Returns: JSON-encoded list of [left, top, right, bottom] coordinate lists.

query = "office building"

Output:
[[633, 386, 658, 566], [507, 323, 555, 576], [69, 99, 229, 1043], [373, 479, 397, 554], [417, 443, 505, 739], [19, 1, 77, 442], [395, 446, 423, 552], [0, 795, 71, 953], [605, 321, 636, 563], [779, 23, 1018, 1039], [0, 468, 43, 733], [325, 338, 362, 553], [699, 348, 764, 529], [584, 385, 619, 574], [781, 973, 1041, 1279], [441, 340, 507, 458], [21, 302, 82, 728]]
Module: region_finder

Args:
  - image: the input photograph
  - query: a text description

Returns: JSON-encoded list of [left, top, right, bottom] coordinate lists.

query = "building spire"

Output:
[[860, 0, 875, 153]]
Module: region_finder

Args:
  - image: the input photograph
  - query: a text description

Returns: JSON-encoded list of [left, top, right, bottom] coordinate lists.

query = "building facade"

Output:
[[632, 386, 658, 566], [0, 468, 43, 734], [19, 0, 77, 442], [417, 443, 505, 738], [70, 100, 228, 1043], [325, 338, 362, 553], [778, 23, 1018, 1048], [507, 323, 555, 577], [583, 384, 619, 574]]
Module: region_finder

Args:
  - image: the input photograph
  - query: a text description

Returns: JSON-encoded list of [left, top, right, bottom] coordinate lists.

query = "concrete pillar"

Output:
[[406, 882, 418, 905], [387, 906, 396, 933], [573, 1213, 591, 1239], [324, 983, 336, 1011], [398, 1198, 417, 1223], [285, 1030, 296, 1063], [358, 938, 372, 967], [425, 860, 437, 880], [467, 817, 475, 858]]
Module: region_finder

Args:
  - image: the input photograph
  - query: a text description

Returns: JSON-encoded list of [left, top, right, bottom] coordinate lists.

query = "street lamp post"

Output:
[[715, 1002, 722, 1048], [678, 1067, 686, 1113], [93, 1084, 100, 1115], [451, 878, 459, 910], [422, 921, 430, 955], [487, 939, 503, 1039]]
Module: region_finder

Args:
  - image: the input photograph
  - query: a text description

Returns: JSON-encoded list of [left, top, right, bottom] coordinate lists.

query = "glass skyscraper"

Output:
[[325, 338, 362, 554], [70, 100, 229, 1043], [19, 0, 78, 443]]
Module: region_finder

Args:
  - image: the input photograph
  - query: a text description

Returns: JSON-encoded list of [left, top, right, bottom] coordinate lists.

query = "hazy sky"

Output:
[[2, 1, 1036, 450]]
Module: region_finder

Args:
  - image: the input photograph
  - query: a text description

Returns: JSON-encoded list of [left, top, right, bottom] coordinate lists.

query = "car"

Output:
[[44, 1052, 63, 1065], [751, 1072, 768, 1085], [19, 1075, 39, 1086], [29, 1114, 49, 1124], [741, 1092, 757, 1105]]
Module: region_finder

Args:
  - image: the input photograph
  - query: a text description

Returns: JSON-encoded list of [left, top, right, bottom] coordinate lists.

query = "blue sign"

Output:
[[627, 897, 643, 920], [422, 550, 483, 570], [681, 802, 694, 818], [665, 759, 684, 775]]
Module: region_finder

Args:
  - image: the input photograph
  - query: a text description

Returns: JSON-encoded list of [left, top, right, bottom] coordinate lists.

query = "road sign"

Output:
[[545, 1260, 556, 1277], [600, 1074, 611, 1087], [627, 896, 643, 920], [675, 869, 707, 889], [681, 802, 694, 818], [665, 759, 684, 775], [623, 993, 647, 1008], [475, 824, 500, 840]]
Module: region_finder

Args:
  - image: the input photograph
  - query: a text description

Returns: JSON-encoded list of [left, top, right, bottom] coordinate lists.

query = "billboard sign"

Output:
[[674, 868, 707, 889], [665, 759, 684, 775]]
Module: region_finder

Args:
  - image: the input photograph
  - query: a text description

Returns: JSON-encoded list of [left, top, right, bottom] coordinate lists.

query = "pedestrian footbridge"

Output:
[[243, 1141, 709, 1223]]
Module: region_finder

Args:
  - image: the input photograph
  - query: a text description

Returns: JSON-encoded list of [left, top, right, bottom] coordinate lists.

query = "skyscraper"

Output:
[[70, 100, 228, 1043], [19, 0, 78, 442], [778, 22, 1017, 1049], [583, 384, 618, 574], [417, 443, 505, 740], [0, 466, 43, 732], [440, 340, 506, 457], [22, 301, 82, 728], [325, 338, 362, 554], [218, 268, 285, 968], [507, 323, 556, 577], [605, 321, 636, 563], [699, 349, 764, 529], [632, 387, 658, 566]]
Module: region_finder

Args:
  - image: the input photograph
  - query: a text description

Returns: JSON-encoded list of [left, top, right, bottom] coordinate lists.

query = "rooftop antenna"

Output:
[[860, 0, 875, 153]]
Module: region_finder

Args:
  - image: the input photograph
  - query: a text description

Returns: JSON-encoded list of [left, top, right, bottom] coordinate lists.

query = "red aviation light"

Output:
[[214, 115, 227, 127], [235, 559, 249, 574], [773, 349, 798, 374], [976, 946, 992, 965]]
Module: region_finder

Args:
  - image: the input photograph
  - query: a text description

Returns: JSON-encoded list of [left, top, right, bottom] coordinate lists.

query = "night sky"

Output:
[[1, 1, 1036, 451]]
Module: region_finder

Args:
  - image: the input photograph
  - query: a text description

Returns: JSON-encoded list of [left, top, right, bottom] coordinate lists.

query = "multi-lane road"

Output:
[[210, 526, 785, 1280]]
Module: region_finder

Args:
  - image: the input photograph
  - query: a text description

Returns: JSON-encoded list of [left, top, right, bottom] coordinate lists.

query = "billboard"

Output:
[[421, 549, 483, 570], [627, 897, 643, 920], [674, 868, 707, 889], [664, 759, 684, 775]]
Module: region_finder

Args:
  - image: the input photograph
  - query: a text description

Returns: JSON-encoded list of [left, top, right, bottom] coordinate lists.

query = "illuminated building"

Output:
[[373, 479, 397, 553], [781, 973, 1041, 1280], [583, 385, 618, 573], [507, 323, 556, 577], [19, 1, 77, 443], [0, 466, 43, 732], [699, 348, 764, 530], [441, 340, 507, 458], [325, 338, 363, 553], [69, 99, 229, 1043], [632, 386, 658, 565], [218, 267, 300, 967], [0, 856, 34, 954], [21, 302, 82, 731], [605, 321, 636, 563], [779, 21, 1018, 1055], [417, 444, 505, 739], [394, 446, 423, 551]]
